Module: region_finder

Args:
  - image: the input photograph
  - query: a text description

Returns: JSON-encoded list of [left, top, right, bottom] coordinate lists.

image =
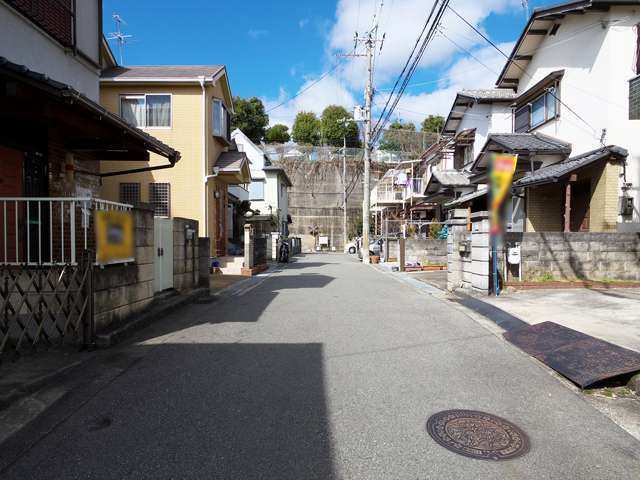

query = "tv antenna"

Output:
[[107, 14, 133, 65]]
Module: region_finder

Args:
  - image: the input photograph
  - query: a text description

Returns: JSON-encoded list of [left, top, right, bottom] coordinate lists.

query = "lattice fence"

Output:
[[0, 252, 94, 359]]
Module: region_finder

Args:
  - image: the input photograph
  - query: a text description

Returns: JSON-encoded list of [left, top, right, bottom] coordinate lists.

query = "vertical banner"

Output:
[[489, 153, 518, 296]]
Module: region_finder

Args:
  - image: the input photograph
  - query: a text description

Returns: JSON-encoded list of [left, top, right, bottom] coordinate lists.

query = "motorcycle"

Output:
[[278, 238, 290, 263]]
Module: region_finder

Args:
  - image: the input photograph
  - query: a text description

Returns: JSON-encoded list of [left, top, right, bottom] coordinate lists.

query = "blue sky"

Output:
[[103, 0, 560, 126]]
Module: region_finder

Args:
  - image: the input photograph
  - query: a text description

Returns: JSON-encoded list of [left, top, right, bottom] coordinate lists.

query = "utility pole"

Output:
[[343, 134, 348, 252], [340, 28, 382, 263]]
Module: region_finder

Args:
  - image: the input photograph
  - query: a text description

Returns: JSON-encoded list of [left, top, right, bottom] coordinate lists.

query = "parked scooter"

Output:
[[278, 238, 290, 263]]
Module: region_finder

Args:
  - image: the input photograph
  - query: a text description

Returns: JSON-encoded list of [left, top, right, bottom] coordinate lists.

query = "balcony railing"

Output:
[[371, 185, 404, 205], [403, 178, 425, 200], [0, 197, 132, 266]]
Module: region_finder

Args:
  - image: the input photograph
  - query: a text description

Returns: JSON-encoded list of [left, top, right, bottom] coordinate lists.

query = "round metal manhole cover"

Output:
[[426, 410, 529, 461]]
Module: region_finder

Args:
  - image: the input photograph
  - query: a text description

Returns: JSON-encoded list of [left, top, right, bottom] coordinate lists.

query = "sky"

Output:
[[102, 0, 560, 128]]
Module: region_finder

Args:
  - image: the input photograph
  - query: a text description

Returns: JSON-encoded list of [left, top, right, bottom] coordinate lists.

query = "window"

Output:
[[149, 183, 171, 217], [212, 98, 230, 140], [119, 183, 140, 205], [248, 181, 265, 200], [514, 88, 558, 132], [120, 94, 171, 128]]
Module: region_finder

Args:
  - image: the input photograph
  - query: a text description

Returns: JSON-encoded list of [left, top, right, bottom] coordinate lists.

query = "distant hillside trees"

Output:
[[231, 96, 269, 143], [265, 124, 291, 143], [291, 111, 321, 145]]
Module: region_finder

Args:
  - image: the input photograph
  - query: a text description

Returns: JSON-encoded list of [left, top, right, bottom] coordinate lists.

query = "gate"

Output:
[[0, 251, 94, 359], [153, 218, 174, 292]]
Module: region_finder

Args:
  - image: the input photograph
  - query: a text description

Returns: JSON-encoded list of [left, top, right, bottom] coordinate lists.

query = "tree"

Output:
[[320, 105, 361, 147], [265, 124, 291, 143], [291, 111, 321, 145], [379, 120, 419, 152], [421, 115, 444, 134], [231, 96, 269, 143]]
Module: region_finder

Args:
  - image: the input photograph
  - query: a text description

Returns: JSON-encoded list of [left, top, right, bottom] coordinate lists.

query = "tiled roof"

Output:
[[216, 151, 248, 171], [514, 145, 627, 187], [459, 89, 518, 101], [0, 56, 180, 163], [489, 133, 572, 154], [432, 170, 471, 187], [102, 65, 224, 80]]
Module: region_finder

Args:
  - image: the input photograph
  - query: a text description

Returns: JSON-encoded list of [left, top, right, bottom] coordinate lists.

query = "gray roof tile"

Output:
[[216, 151, 248, 171], [514, 145, 628, 187], [489, 132, 572, 154], [102, 65, 224, 80]]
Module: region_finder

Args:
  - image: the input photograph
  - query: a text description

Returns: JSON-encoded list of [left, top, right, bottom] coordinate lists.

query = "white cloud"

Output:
[[264, 74, 356, 128], [329, 0, 521, 89], [264, 0, 522, 129]]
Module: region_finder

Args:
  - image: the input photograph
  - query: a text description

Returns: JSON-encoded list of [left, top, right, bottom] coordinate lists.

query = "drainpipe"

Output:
[[199, 76, 207, 238]]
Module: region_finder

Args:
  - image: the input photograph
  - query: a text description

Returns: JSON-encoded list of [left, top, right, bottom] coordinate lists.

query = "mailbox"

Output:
[[458, 240, 471, 254], [508, 245, 521, 265]]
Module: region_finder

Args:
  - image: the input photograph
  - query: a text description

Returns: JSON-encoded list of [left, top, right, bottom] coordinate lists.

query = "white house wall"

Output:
[[515, 6, 640, 219], [0, 2, 101, 100], [456, 102, 512, 164]]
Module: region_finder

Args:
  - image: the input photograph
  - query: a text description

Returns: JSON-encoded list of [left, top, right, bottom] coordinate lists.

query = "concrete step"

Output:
[[217, 256, 245, 275]]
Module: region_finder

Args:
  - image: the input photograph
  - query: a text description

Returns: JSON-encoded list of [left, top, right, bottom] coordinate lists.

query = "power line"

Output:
[[447, 4, 599, 137], [373, 0, 449, 143], [438, 29, 500, 77], [265, 60, 345, 114]]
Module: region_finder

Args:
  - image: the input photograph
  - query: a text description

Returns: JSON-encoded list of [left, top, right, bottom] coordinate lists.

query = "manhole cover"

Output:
[[426, 410, 529, 461]]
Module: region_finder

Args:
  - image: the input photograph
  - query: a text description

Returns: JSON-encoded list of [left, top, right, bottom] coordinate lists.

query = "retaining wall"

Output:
[[404, 238, 447, 265]]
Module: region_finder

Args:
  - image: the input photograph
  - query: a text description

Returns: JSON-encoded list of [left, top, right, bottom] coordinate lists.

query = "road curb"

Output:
[[95, 287, 210, 348]]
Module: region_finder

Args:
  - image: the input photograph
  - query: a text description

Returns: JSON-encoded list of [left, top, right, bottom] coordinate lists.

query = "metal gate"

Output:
[[153, 218, 173, 292], [0, 251, 94, 359]]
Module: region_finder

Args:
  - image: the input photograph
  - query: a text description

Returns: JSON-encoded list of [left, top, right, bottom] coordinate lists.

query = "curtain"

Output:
[[121, 97, 145, 127], [146, 95, 171, 127]]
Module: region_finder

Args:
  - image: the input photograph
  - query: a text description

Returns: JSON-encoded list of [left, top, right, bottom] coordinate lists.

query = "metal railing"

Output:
[[0, 197, 132, 266], [371, 185, 405, 205]]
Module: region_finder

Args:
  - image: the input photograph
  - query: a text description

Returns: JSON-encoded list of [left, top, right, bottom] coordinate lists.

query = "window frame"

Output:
[[248, 180, 265, 201], [149, 182, 171, 217], [119, 182, 141, 205], [513, 82, 560, 133], [212, 97, 231, 141], [119, 93, 173, 129]]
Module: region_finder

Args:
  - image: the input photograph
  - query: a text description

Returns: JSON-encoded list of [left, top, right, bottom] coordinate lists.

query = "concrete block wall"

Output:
[[172, 218, 199, 292], [471, 212, 490, 293], [93, 205, 155, 332], [520, 232, 640, 281], [404, 238, 447, 265]]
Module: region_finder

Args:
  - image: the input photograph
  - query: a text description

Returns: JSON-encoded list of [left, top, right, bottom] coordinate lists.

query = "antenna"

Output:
[[107, 14, 133, 65]]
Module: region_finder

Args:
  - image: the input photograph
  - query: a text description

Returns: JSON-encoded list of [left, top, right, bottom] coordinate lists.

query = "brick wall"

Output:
[[8, 0, 73, 46], [589, 161, 620, 232], [526, 184, 563, 232], [519, 232, 640, 281]]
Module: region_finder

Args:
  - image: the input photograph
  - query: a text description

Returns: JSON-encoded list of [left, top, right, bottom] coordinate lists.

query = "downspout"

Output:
[[200, 76, 208, 238]]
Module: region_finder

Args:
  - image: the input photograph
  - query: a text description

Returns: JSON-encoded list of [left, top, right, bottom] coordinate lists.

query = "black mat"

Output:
[[504, 321, 640, 388]]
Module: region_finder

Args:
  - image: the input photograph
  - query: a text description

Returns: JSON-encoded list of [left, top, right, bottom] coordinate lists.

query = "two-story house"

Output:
[[99, 66, 251, 258], [423, 0, 639, 234], [231, 129, 292, 236]]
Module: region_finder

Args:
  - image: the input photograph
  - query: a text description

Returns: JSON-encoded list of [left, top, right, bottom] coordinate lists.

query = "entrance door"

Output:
[[153, 218, 174, 292]]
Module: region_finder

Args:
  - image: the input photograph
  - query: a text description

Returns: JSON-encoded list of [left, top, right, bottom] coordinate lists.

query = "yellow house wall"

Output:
[[99, 81, 234, 250], [589, 161, 621, 232], [526, 183, 564, 232]]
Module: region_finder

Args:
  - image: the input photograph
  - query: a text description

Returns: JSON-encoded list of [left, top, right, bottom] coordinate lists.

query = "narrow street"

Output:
[[1, 254, 639, 479]]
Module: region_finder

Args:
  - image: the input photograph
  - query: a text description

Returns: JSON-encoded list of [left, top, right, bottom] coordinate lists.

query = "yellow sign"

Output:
[[95, 210, 134, 264], [490, 153, 518, 233]]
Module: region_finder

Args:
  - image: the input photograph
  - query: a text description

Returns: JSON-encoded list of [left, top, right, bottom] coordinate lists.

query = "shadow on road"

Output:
[[0, 343, 337, 479]]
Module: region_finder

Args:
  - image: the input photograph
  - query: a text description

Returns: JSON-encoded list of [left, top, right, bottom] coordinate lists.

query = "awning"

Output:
[[214, 151, 252, 184], [0, 56, 180, 170]]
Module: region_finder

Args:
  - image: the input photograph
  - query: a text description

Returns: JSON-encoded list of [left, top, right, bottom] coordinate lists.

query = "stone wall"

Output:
[[172, 217, 199, 292], [94, 205, 154, 332], [519, 232, 640, 281]]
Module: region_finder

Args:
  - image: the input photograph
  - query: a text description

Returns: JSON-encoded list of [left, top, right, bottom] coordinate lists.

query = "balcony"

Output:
[[403, 177, 425, 201], [371, 184, 404, 207], [0, 197, 132, 266]]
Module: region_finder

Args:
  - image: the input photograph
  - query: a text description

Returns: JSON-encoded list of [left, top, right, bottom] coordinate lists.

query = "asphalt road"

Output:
[[1, 254, 639, 479]]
